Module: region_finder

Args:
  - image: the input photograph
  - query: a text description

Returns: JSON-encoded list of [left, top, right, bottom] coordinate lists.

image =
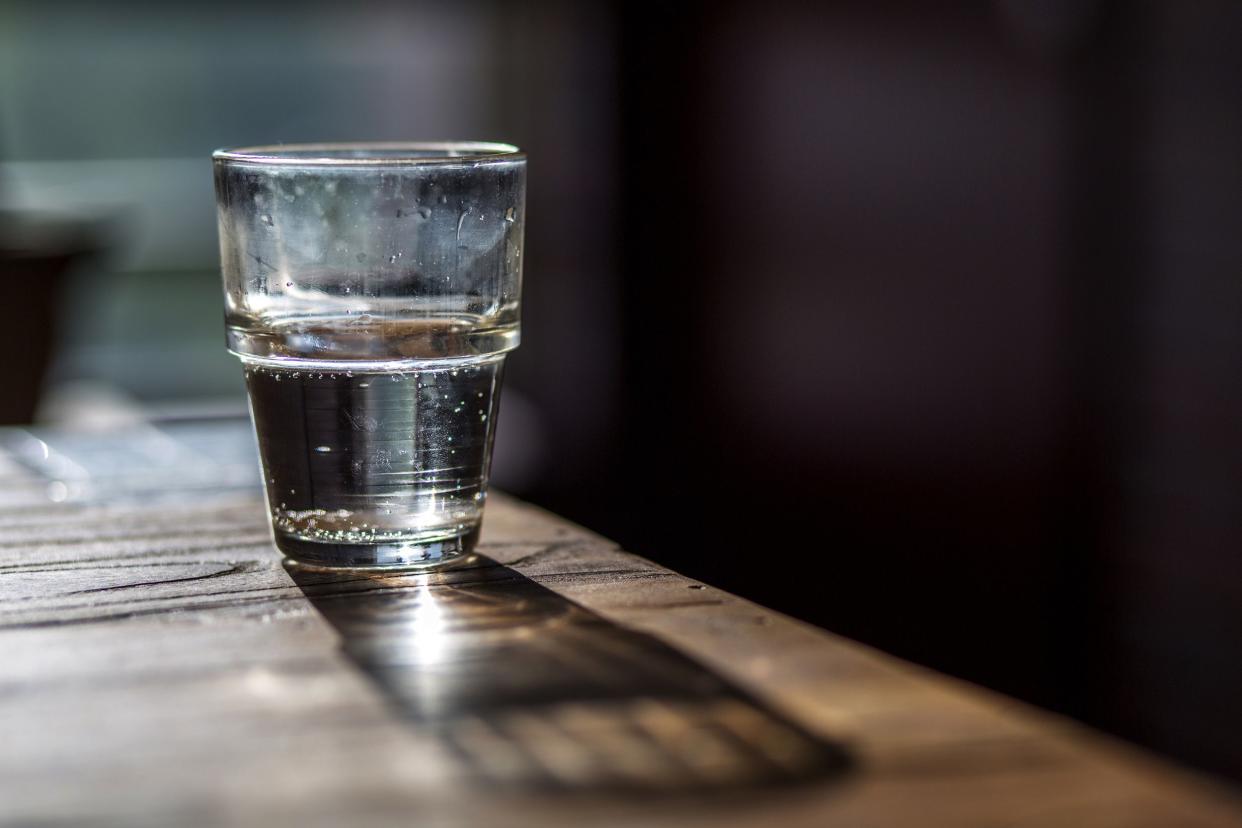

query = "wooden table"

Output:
[[2, 422, 1240, 827]]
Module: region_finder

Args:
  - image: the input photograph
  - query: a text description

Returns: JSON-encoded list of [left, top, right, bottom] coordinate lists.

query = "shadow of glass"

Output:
[[287, 554, 852, 794]]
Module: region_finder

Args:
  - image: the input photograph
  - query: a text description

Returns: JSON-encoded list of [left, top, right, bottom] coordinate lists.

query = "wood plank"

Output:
[[0, 438, 1240, 827]]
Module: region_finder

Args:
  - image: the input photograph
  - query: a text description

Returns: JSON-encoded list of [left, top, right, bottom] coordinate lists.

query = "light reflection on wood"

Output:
[[287, 555, 851, 793]]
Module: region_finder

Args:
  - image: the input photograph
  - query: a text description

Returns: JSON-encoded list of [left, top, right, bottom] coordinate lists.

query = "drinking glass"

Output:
[[213, 142, 525, 568]]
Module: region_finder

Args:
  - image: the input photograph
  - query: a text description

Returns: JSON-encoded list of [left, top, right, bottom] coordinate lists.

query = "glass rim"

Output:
[[212, 141, 524, 167]]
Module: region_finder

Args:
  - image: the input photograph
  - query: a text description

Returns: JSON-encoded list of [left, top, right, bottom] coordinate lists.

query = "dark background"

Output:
[[3, 0, 1242, 785]]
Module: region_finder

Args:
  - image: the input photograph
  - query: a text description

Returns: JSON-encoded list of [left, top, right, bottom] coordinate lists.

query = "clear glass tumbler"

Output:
[[212, 143, 525, 569]]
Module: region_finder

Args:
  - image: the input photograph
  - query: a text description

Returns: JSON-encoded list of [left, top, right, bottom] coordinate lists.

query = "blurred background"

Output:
[[3, 0, 1241, 785]]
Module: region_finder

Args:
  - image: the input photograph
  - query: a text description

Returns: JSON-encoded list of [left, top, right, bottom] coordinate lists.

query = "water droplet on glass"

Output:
[[437, 194, 448, 205], [285, 281, 293, 287], [315, 445, 331, 453], [356, 252, 366, 263], [388, 254, 398, 264], [261, 214, 273, 226], [417, 206, 431, 219], [504, 207, 516, 222]]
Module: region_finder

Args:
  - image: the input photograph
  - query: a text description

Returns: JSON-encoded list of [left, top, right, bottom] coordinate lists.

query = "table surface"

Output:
[[2, 422, 1241, 827]]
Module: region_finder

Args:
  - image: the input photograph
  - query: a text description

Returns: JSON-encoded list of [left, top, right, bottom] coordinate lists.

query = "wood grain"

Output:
[[1, 429, 1240, 827]]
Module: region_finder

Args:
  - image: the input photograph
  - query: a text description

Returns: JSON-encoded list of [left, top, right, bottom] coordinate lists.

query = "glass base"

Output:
[[276, 525, 480, 571]]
